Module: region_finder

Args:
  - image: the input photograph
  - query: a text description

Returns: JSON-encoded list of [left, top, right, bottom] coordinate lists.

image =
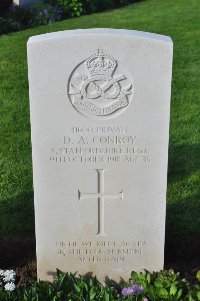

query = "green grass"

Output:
[[0, 0, 200, 238]]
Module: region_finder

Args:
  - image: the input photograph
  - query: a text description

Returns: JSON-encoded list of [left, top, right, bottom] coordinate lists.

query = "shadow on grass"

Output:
[[168, 142, 200, 183], [164, 230, 200, 281], [0, 235, 36, 268], [0, 190, 35, 236], [166, 194, 200, 234], [165, 188, 200, 271], [0, 190, 36, 267], [165, 140, 200, 275]]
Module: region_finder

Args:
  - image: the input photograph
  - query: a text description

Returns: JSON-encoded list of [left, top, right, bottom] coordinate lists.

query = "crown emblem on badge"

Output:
[[86, 49, 117, 78]]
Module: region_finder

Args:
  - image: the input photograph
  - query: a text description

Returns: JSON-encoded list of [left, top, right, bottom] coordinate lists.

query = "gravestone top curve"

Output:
[[28, 28, 172, 44]]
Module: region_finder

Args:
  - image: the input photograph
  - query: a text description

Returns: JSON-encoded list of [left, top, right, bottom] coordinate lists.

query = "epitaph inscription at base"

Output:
[[28, 29, 173, 283]]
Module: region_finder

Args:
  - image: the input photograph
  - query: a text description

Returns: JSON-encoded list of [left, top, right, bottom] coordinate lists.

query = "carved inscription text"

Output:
[[50, 126, 151, 165], [56, 240, 145, 263]]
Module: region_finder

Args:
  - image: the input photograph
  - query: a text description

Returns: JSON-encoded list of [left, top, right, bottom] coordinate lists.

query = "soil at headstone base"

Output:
[[0, 233, 199, 286], [0, 236, 37, 287], [164, 231, 200, 283]]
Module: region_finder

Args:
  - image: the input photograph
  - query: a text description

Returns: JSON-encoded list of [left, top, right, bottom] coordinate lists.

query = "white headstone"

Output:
[[28, 29, 173, 282]]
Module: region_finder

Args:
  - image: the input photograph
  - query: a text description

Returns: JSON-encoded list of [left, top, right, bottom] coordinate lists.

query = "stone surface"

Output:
[[28, 28, 173, 283]]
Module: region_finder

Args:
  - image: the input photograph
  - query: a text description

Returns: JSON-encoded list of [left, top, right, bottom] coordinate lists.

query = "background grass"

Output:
[[0, 0, 199, 267]]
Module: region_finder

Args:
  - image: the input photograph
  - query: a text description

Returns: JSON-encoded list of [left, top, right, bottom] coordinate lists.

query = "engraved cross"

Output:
[[78, 169, 123, 236]]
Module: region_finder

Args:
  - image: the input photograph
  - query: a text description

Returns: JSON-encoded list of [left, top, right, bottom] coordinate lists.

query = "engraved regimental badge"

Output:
[[68, 49, 133, 118]]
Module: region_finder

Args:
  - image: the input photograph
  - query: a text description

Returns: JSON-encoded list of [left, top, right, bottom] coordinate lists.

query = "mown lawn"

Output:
[[0, 0, 199, 268]]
